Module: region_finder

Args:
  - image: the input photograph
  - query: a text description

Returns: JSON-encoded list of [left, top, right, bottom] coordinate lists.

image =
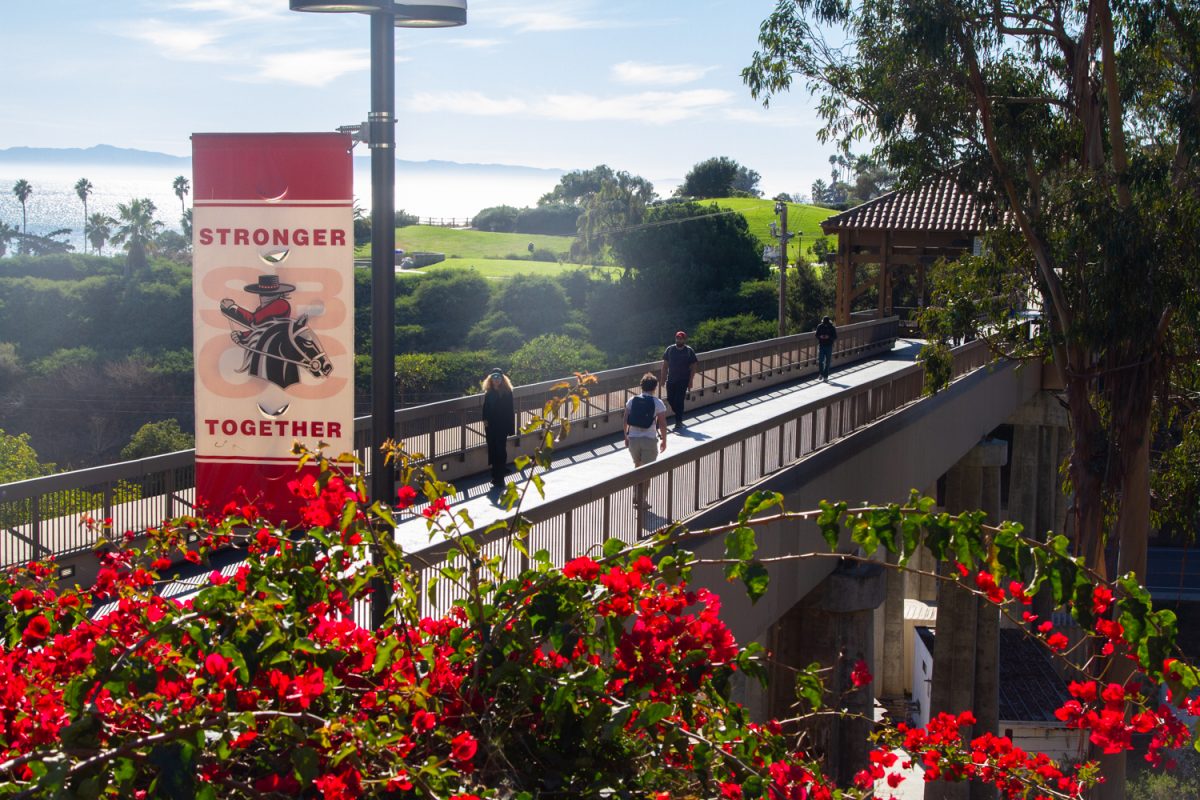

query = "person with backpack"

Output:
[[815, 316, 838, 381], [624, 372, 668, 508]]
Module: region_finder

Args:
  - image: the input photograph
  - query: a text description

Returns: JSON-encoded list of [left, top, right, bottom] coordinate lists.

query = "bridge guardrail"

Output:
[[0, 319, 899, 569], [399, 337, 990, 618]]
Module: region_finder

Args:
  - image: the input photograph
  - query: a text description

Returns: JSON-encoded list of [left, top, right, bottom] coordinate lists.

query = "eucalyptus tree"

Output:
[[85, 213, 114, 256], [111, 198, 164, 276], [172, 175, 190, 217], [11, 179, 32, 234], [746, 0, 1200, 794], [74, 178, 93, 253]]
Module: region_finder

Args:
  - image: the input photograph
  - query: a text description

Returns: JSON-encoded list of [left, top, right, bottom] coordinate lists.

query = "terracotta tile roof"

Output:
[[820, 175, 995, 235]]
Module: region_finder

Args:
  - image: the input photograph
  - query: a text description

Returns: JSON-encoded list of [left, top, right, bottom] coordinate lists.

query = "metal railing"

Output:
[[399, 337, 990, 618], [0, 320, 899, 569]]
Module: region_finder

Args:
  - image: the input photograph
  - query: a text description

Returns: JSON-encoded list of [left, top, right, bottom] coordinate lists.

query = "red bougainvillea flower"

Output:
[[396, 485, 418, 509], [10, 588, 37, 611], [22, 614, 51, 647], [423, 497, 451, 519], [450, 731, 479, 764], [1046, 632, 1070, 651], [851, 659, 873, 688], [719, 781, 743, 799], [184, 550, 201, 564], [412, 709, 436, 731], [563, 556, 601, 581], [1092, 585, 1114, 615]]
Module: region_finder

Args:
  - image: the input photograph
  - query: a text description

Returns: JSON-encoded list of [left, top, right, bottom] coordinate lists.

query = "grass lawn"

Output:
[[710, 197, 838, 260], [359, 226, 574, 260], [416, 258, 620, 279]]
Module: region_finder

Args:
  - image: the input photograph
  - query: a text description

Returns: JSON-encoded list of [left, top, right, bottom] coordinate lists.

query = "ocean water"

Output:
[[0, 161, 564, 254]]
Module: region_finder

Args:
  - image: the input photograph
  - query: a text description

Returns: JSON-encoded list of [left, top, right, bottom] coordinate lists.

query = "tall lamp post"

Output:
[[290, 0, 466, 625], [289, 0, 466, 505]]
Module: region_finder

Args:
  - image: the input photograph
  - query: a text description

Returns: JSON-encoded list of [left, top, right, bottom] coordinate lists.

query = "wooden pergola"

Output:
[[821, 176, 992, 325]]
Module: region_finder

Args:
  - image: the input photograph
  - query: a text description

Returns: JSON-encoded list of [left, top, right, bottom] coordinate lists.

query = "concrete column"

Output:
[[1007, 393, 1071, 623], [926, 439, 1005, 800], [881, 547, 907, 701], [908, 482, 941, 603], [769, 560, 885, 787], [970, 444, 1006, 800]]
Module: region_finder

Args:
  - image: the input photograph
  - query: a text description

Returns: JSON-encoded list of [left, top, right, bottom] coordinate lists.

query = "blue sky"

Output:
[[2, 0, 832, 198]]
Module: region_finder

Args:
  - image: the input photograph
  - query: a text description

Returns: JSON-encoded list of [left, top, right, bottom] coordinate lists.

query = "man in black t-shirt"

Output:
[[660, 330, 698, 431], [815, 316, 837, 381]]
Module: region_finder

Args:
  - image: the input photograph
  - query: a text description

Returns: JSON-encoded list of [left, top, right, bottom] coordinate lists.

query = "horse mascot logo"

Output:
[[220, 274, 332, 390]]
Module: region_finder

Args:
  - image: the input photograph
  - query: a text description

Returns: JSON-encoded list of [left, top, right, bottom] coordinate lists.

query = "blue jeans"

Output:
[[818, 343, 833, 378]]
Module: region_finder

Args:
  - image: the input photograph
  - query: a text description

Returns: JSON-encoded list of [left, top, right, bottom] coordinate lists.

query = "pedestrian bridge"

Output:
[[0, 318, 1045, 637]]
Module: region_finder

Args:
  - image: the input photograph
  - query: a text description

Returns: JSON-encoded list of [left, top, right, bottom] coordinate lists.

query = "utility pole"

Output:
[[772, 200, 794, 337]]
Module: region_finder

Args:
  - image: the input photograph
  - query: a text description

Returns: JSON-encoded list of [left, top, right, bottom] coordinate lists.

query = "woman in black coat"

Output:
[[481, 369, 515, 488]]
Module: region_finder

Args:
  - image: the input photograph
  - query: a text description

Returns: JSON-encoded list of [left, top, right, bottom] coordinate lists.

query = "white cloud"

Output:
[[473, 1, 614, 32], [255, 49, 372, 87], [540, 90, 732, 123], [409, 89, 733, 124], [611, 61, 713, 86], [168, 0, 290, 24], [409, 91, 530, 116], [723, 107, 819, 129], [443, 38, 503, 49], [121, 20, 224, 61]]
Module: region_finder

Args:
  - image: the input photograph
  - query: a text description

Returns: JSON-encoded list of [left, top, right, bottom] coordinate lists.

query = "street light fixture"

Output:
[[290, 0, 466, 624]]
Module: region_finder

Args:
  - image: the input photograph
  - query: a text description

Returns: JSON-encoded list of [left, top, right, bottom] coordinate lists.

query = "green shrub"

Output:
[[486, 326, 527, 353], [691, 314, 777, 351], [509, 334, 606, 384], [472, 205, 519, 233]]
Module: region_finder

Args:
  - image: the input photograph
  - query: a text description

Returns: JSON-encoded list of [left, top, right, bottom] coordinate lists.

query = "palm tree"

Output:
[[110, 198, 163, 276], [172, 176, 190, 216], [85, 213, 114, 256], [0, 221, 17, 257], [12, 180, 33, 234], [74, 178, 93, 253]]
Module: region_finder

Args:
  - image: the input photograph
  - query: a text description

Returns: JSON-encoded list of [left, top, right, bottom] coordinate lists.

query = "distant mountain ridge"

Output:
[[0, 144, 565, 177]]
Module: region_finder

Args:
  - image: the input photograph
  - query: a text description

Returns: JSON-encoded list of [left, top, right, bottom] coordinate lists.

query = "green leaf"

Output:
[[817, 500, 845, 550], [602, 538, 625, 558], [743, 561, 770, 604], [724, 526, 757, 562], [795, 663, 825, 711], [640, 701, 673, 728], [738, 490, 784, 524]]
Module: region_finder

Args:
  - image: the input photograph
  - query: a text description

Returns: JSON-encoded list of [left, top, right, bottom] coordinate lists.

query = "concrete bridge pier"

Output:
[[1007, 392, 1071, 622], [768, 559, 886, 786], [926, 438, 1006, 800]]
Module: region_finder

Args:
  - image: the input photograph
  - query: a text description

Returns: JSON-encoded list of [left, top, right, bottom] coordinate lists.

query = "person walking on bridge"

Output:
[[660, 330, 698, 431], [482, 368, 515, 488], [815, 316, 837, 381], [624, 372, 668, 508]]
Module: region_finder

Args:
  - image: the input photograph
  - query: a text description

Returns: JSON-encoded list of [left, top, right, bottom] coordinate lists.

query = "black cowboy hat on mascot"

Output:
[[244, 275, 296, 294]]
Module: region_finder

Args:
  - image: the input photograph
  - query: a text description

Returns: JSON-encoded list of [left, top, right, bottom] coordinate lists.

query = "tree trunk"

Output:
[[1093, 397, 1152, 799]]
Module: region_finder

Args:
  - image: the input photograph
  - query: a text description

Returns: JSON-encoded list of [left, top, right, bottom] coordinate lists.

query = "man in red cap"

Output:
[[660, 330, 698, 431]]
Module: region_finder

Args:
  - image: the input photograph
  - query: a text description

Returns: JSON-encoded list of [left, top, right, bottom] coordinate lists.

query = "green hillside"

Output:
[[710, 197, 837, 259], [362, 199, 839, 277]]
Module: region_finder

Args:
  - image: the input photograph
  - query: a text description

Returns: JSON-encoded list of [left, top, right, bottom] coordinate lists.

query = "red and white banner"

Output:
[[192, 133, 354, 523]]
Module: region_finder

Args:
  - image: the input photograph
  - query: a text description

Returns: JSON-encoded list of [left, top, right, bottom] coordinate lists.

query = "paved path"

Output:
[[394, 339, 926, 554]]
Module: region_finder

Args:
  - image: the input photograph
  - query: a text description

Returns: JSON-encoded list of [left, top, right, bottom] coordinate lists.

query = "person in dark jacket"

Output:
[[481, 368, 515, 488], [815, 316, 837, 381]]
